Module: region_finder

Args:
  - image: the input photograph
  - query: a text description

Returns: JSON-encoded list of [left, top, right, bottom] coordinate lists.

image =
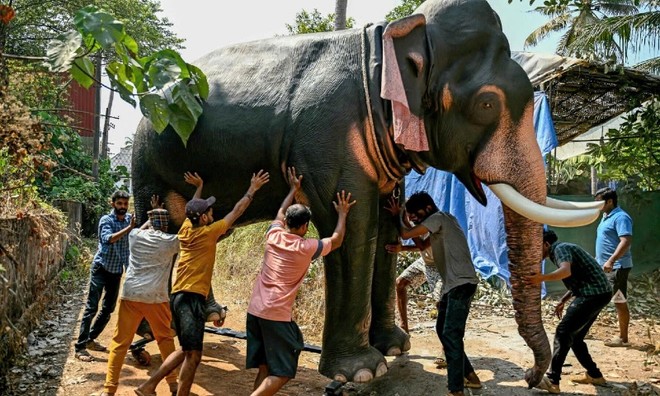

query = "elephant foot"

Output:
[[319, 346, 388, 383], [370, 325, 411, 356]]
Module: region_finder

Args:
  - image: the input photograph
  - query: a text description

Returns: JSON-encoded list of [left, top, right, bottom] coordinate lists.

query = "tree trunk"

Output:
[[334, 0, 348, 31]]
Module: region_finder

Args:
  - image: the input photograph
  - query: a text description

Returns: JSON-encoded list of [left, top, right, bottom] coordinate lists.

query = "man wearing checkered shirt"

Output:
[[75, 190, 135, 362], [526, 230, 612, 394]]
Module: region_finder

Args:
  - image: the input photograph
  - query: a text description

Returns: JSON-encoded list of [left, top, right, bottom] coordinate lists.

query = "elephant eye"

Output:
[[472, 93, 500, 126]]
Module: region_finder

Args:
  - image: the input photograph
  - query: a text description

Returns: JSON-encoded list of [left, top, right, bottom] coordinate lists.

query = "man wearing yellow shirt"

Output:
[[137, 169, 270, 396]]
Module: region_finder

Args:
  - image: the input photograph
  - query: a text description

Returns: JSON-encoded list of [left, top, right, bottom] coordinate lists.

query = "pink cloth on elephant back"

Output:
[[380, 30, 429, 152]]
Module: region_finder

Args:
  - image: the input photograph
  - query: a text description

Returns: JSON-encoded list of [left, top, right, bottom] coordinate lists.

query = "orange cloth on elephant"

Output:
[[171, 218, 228, 298], [248, 220, 331, 322]]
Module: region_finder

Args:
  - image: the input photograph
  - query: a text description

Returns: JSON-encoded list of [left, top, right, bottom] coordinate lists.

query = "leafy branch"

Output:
[[45, 5, 208, 146]]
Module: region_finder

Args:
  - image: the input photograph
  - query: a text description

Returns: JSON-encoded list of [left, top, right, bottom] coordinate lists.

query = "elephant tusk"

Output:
[[546, 197, 605, 210], [490, 184, 601, 227]]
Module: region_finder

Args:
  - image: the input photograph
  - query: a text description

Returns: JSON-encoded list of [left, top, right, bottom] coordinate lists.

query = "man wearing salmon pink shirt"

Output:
[[246, 167, 356, 396]]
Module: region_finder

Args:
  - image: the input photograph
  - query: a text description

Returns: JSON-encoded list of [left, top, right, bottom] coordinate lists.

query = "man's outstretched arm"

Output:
[[223, 170, 270, 227]]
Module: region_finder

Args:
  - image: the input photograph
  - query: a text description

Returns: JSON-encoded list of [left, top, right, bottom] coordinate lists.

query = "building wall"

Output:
[[67, 81, 96, 138]]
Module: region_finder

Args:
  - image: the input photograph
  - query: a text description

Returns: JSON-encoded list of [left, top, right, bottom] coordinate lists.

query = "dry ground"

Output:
[[8, 287, 658, 396]]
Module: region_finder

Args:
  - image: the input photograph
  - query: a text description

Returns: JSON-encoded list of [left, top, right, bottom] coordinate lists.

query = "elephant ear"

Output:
[[381, 13, 429, 152]]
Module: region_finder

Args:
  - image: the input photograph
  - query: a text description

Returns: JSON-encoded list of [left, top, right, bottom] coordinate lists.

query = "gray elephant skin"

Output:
[[132, 0, 558, 385]]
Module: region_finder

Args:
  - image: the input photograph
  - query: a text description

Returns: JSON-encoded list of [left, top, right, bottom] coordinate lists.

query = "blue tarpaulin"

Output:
[[404, 91, 558, 285]]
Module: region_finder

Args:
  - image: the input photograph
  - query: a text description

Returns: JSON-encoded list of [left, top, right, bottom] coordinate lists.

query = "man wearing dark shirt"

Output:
[[526, 230, 612, 394]]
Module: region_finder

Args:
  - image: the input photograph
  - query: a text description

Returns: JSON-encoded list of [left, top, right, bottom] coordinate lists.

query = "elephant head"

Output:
[[380, 0, 603, 386]]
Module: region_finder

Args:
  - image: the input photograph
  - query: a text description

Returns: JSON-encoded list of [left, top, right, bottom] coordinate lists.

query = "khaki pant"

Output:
[[104, 300, 177, 394]]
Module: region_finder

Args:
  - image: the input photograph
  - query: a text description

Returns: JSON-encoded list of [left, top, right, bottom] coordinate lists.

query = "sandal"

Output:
[[464, 372, 483, 389], [75, 350, 94, 362], [604, 337, 630, 347], [86, 340, 108, 352], [434, 357, 448, 368]]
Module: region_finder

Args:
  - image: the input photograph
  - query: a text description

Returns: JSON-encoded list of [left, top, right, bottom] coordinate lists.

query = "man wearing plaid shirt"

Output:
[[75, 190, 135, 362], [526, 230, 612, 394]]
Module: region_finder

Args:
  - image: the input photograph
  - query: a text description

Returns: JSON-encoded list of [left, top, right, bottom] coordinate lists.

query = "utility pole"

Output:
[[92, 54, 102, 180], [101, 89, 114, 159]]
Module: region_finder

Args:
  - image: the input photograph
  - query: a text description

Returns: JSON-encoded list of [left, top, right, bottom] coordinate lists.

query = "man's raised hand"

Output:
[[250, 169, 270, 191], [184, 171, 203, 187], [287, 167, 302, 192], [333, 190, 356, 216]]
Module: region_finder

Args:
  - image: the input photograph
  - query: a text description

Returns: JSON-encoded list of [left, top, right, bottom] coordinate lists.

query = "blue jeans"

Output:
[[75, 263, 122, 351], [547, 292, 611, 384], [436, 283, 477, 392]]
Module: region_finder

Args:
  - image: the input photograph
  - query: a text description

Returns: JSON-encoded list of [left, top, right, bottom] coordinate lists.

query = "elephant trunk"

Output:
[[503, 207, 550, 387], [473, 100, 551, 387]]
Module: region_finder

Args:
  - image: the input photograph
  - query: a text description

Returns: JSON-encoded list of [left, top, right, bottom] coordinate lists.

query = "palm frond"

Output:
[[633, 56, 660, 74], [569, 12, 660, 56], [525, 13, 573, 49], [599, 1, 639, 16]]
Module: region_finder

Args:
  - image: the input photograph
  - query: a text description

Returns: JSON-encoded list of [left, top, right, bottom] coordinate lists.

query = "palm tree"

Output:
[[334, 0, 348, 30], [567, 1, 660, 73], [524, 0, 639, 64]]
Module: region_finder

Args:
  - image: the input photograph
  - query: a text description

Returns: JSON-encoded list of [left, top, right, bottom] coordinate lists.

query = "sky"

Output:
[[104, 0, 558, 155]]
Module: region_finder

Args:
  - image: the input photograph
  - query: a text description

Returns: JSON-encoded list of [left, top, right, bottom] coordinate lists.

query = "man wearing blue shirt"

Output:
[[594, 187, 633, 347], [75, 190, 135, 362]]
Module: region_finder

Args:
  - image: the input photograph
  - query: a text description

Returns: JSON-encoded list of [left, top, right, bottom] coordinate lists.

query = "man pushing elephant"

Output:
[[246, 167, 355, 395]]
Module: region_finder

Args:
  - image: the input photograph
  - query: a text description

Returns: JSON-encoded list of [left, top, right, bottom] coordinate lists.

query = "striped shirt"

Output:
[[92, 211, 132, 274], [549, 242, 611, 297]]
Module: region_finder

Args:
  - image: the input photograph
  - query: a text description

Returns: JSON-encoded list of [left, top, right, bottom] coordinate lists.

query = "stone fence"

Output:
[[0, 213, 69, 380]]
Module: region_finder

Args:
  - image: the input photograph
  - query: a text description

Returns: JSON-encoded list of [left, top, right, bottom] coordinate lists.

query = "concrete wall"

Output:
[[545, 190, 660, 294]]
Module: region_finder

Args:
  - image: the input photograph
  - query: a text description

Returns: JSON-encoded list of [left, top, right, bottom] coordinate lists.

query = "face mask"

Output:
[[115, 208, 128, 215]]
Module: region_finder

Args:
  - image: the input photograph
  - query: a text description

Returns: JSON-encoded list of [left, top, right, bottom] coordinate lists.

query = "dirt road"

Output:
[[5, 279, 659, 396], [43, 305, 659, 395]]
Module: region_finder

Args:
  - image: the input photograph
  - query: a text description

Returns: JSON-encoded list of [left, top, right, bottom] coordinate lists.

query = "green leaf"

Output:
[[73, 6, 126, 49], [172, 81, 203, 120], [140, 94, 170, 133], [107, 62, 137, 107], [187, 64, 209, 100], [45, 30, 83, 72], [167, 102, 196, 147], [146, 55, 181, 89], [121, 34, 139, 57], [70, 58, 95, 88]]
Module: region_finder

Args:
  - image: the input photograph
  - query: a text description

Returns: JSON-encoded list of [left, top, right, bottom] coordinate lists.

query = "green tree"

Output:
[[285, 9, 354, 34], [523, 0, 639, 65], [386, 0, 424, 21], [4, 0, 182, 57], [586, 97, 660, 191], [566, 1, 660, 73]]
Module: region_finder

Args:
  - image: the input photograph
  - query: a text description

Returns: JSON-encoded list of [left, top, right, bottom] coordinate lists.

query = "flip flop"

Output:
[[75, 350, 94, 362], [434, 357, 448, 368], [464, 377, 483, 389]]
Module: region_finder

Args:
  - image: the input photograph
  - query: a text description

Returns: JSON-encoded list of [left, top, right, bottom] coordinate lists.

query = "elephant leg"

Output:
[[317, 198, 387, 383], [369, 195, 410, 356]]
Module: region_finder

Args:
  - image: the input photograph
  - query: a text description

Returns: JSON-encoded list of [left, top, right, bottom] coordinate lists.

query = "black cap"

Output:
[[185, 197, 216, 221]]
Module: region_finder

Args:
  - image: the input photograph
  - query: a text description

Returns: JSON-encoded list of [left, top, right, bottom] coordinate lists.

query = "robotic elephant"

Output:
[[132, 0, 601, 385]]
